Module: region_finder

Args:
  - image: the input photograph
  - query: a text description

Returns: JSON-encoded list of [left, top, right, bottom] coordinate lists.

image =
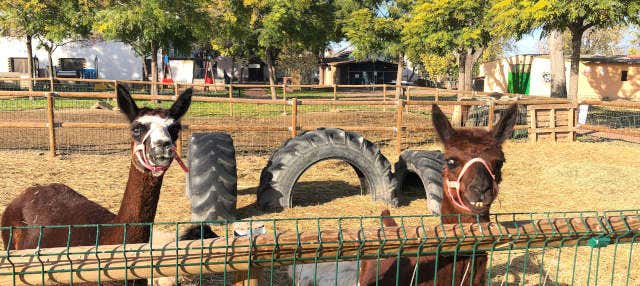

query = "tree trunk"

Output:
[[150, 41, 158, 96], [568, 27, 584, 101], [395, 52, 404, 99], [457, 51, 466, 91], [231, 56, 236, 83], [548, 29, 567, 98], [46, 47, 55, 92], [141, 57, 149, 81], [26, 35, 34, 91], [463, 50, 474, 91], [266, 50, 277, 100]]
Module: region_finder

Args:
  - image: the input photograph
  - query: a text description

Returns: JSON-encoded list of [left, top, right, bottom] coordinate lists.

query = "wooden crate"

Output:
[[528, 104, 576, 142]]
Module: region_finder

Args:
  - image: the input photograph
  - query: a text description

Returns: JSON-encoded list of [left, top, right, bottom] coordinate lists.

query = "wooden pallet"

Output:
[[528, 103, 576, 142]]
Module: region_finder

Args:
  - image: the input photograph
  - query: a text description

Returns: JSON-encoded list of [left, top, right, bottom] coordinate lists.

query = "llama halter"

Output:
[[445, 157, 498, 212], [133, 128, 189, 174]]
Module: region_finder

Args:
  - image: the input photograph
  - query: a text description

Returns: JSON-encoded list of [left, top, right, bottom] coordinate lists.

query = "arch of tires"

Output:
[[186, 128, 445, 221]]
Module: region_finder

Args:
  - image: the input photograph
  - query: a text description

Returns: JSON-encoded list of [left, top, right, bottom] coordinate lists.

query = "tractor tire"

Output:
[[394, 150, 444, 214], [186, 133, 237, 221], [257, 128, 397, 211]]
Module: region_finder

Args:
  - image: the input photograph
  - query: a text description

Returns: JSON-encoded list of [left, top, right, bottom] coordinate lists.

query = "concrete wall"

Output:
[[480, 55, 640, 101], [481, 55, 570, 96], [578, 62, 640, 101], [0, 37, 144, 80]]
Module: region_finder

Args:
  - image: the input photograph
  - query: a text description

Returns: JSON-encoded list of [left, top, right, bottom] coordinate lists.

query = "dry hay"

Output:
[[1, 141, 639, 285]]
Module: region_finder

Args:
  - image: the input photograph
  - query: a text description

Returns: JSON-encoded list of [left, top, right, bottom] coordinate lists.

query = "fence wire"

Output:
[[0, 211, 638, 285]]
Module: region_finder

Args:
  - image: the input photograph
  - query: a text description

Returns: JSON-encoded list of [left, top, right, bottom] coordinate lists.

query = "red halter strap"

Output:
[[445, 157, 498, 212]]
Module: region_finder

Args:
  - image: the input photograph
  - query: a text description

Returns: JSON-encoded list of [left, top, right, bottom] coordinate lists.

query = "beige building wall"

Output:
[[481, 55, 640, 101], [578, 62, 640, 101]]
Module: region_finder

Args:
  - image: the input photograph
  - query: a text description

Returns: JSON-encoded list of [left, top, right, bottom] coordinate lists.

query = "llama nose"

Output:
[[152, 140, 172, 149]]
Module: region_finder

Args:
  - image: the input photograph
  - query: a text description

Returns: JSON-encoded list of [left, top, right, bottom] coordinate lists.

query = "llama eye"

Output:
[[132, 125, 147, 138], [446, 159, 458, 169]]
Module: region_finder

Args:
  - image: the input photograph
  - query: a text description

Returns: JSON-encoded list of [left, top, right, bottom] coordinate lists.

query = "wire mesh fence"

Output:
[[0, 210, 638, 285], [578, 101, 640, 143], [2, 80, 640, 156]]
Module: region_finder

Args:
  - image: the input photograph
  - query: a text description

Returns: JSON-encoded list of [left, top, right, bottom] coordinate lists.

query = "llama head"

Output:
[[117, 84, 192, 176], [432, 104, 518, 215]]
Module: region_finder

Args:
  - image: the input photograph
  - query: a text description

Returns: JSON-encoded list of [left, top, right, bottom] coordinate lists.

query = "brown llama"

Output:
[[1, 84, 192, 285], [359, 104, 518, 286]]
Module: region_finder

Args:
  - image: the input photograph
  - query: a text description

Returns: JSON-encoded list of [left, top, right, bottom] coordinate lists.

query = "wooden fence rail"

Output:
[[2, 86, 640, 154], [0, 214, 637, 285]]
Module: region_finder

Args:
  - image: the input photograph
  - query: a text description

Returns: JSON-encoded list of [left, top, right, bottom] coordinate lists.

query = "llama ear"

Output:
[[169, 88, 193, 120], [116, 84, 138, 122], [492, 104, 518, 143], [432, 104, 455, 144]]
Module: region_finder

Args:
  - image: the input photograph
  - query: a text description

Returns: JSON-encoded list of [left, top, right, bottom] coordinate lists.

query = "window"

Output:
[[621, 70, 628, 81], [9, 58, 31, 73], [58, 58, 85, 71]]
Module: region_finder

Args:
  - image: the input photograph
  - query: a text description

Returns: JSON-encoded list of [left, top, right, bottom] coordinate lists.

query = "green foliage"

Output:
[[95, 0, 209, 56], [404, 0, 491, 56], [0, 0, 93, 49], [0, 0, 45, 37], [245, 0, 339, 55], [341, 1, 410, 61], [208, 0, 256, 60], [418, 53, 457, 82], [491, 0, 640, 42]]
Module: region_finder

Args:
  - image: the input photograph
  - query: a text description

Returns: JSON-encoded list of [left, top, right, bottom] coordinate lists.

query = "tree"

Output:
[[492, 0, 640, 100], [244, 0, 339, 99], [0, 0, 91, 88], [96, 0, 209, 94], [404, 0, 492, 91], [36, 0, 93, 81], [416, 52, 457, 87], [567, 26, 626, 56], [208, 0, 257, 83], [0, 0, 43, 88], [342, 0, 410, 97]]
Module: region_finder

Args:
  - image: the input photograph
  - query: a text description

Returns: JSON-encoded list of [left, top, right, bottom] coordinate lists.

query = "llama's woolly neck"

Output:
[[101, 160, 164, 244]]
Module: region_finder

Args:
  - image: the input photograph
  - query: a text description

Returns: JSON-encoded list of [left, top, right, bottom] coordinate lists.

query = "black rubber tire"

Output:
[[394, 150, 444, 214], [186, 133, 237, 221], [257, 128, 397, 211]]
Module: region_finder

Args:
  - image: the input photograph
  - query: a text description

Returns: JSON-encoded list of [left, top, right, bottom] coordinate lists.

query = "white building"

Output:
[[0, 37, 146, 80], [0, 37, 247, 83]]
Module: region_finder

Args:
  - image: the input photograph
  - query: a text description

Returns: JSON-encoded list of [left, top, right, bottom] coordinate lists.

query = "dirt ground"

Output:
[[1, 100, 639, 285], [1, 141, 639, 285]]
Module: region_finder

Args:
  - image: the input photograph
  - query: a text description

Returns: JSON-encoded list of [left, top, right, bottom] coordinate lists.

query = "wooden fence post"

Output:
[[406, 87, 411, 113], [396, 99, 404, 154], [383, 84, 387, 101], [282, 84, 287, 114], [290, 98, 298, 138], [569, 105, 576, 142], [550, 108, 557, 142], [113, 80, 118, 102], [228, 84, 234, 116], [332, 84, 337, 112], [383, 84, 387, 112], [435, 88, 440, 102], [46, 92, 56, 159], [173, 83, 179, 99], [488, 101, 495, 128], [529, 107, 538, 143], [233, 270, 262, 286]]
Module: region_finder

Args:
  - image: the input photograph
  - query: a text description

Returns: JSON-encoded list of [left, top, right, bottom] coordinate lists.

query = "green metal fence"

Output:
[[1, 210, 639, 285]]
